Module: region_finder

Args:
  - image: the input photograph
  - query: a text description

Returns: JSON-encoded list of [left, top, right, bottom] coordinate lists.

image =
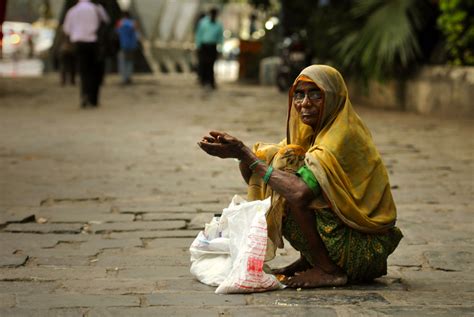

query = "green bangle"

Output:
[[263, 166, 274, 184], [249, 159, 263, 171]]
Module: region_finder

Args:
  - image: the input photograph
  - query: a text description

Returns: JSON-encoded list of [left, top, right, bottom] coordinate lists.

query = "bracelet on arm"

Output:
[[263, 166, 274, 184], [249, 159, 264, 171]]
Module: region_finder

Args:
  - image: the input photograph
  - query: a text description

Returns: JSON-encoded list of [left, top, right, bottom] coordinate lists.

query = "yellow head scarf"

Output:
[[290, 65, 397, 233]]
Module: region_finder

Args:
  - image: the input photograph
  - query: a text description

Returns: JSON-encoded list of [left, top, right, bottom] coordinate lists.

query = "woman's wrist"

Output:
[[238, 146, 258, 166]]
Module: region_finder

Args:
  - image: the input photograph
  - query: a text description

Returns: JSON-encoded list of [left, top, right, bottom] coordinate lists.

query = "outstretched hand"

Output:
[[197, 131, 246, 160]]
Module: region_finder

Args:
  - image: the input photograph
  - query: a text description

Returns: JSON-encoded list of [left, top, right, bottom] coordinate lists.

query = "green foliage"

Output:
[[437, 0, 474, 65], [334, 0, 434, 81]]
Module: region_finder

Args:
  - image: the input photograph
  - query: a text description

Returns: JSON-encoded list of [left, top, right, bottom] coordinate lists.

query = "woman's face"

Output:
[[292, 81, 324, 129]]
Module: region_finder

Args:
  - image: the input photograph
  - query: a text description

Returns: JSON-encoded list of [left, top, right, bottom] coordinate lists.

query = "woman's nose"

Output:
[[300, 94, 311, 107]]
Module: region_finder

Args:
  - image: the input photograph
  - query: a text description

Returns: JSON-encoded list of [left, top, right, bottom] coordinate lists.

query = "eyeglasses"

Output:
[[293, 90, 323, 104]]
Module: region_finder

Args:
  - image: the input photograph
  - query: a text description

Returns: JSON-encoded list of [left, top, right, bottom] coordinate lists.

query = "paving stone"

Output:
[[145, 237, 193, 249], [145, 293, 248, 306], [251, 290, 390, 306], [4, 223, 83, 234], [187, 213, 215, 229], [117, 266, 190, 279], [16, 294, 139, 309], [55, 279, 156, 295], [95, 251, 189, 267], [154, 279, 217, 293], [0, 281, 58, 295], [39, 205, 113, 214], [36, 210, 133, 223], [398, 269, 474, 293], [0, 267, 107, 281], [89, 307, 221, 317], [0, 294, 16, 308], [0, 308, 90, 317], [117, 204, 195, 213], [222, 307, 337, 317], [383, 290, 474, 307], [142, 212, 197, 221], [370, 306, 474, 317], [0, 254, 28, 267], [424, 247, 474, 272], [0, 233, 88, 252], [80, 237, 143, 252], [33, 256, 92, 267], [108, 229, 200, 239], [88, 220, 186, 233]]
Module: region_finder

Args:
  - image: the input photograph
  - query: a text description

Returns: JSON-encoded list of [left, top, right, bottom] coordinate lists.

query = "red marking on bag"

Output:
[[247, 256, 264, 273]]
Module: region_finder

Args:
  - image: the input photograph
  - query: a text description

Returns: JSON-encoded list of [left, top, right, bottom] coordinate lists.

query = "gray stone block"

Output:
[[4, 223, 83, 234], [16, 294, 139, 309], [88, 221, 186, 233]]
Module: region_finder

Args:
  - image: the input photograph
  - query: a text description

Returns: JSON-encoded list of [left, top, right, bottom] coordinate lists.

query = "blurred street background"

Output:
[[0, 0, 473, 316]]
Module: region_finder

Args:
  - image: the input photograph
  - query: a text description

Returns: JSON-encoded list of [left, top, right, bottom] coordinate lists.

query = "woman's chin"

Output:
[[300, 117, 318, 128]]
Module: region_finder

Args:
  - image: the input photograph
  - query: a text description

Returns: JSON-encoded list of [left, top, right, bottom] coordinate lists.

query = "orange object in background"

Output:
[[238, 39, 262, 81]]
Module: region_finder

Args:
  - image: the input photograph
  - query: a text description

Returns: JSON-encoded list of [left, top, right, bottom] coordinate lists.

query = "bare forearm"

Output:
[[238, 147, 313, 206]]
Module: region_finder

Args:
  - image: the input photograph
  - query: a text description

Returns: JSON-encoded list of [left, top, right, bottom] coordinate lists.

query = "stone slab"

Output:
[[88, 220, 186, 233], [36, 211, 134, 223], [0, 281, 58, 295], [0, 294, 16, 308], [251, 290, 390, 306], [117, 266, 190, 279], [55, 278, 156, 295], [145, 293, 248, 306], [16, 294, 139, 309], [89, 307, 221, 317], [4, 223, 83, 234], [108, 229, 200, 239], [0, 267, 107, 281], [0, 254, 28, 268], [0, 308, 90, 317], [142, 212, 197, 221]]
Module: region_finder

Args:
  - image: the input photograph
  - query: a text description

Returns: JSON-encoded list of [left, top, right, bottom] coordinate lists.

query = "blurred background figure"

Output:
[[57, 28, 76, 85], [0, 0, 6, 60], [63, 0, 109, 108], [115, 10, 138, 85], [195, 7, 223, 90]]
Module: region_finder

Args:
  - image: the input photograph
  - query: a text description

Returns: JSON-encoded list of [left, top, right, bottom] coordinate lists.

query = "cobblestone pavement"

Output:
[[0, 74, 473, 316]]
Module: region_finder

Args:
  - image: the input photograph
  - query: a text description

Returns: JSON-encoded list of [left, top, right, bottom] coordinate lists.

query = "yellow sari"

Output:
[[248, 66, 401, 277]]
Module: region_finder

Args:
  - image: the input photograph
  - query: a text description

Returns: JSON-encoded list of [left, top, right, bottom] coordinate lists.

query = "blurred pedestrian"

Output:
[[115, 11, 138, 85], [195, 8, 223, 89], [63, 0, 110, 108], [57, 29, 76, 86]]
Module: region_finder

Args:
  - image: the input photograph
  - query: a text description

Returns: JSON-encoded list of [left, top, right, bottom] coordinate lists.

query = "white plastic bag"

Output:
[[189, 195, 284, 293], [189, 220, 231, 286], [216, 195, 283, 294]]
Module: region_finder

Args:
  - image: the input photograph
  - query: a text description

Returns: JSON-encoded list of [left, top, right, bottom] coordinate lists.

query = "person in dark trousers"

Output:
[[195, 8, 223, 89], [63, 0, 109, 108], [57, 29, 77, 86], [116, 11, 139, 85]]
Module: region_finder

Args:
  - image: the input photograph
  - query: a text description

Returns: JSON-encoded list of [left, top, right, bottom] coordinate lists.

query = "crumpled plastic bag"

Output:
[[189, 195, 285, 293]]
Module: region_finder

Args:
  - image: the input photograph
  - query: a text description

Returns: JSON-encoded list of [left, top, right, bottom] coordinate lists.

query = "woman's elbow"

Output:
[[286, 188, 314, 209]]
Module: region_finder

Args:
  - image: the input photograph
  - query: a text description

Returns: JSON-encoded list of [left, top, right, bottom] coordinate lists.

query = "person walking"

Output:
[[57, 28, 77, 86], [63, 0, 109, 108], [115, 11, 139, 85], [195, 8, 223, 89]]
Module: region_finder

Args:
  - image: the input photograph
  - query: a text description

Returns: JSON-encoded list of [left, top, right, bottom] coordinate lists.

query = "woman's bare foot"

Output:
[[284, 266, 348, 288], [271, 256, 311, 277]]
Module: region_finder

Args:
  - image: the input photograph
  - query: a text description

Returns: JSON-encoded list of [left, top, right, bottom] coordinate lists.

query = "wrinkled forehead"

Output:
[[294, 80, 321, 91]]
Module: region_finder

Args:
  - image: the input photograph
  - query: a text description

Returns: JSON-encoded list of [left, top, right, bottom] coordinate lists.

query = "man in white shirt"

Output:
[[63, 0, 109, 108]]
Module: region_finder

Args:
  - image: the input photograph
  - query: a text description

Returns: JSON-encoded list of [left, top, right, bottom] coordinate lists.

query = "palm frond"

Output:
[[335, 0, 432, 80]]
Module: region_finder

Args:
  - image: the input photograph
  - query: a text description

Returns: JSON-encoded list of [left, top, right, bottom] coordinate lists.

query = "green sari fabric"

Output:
[[282, 208, 403, 282]]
